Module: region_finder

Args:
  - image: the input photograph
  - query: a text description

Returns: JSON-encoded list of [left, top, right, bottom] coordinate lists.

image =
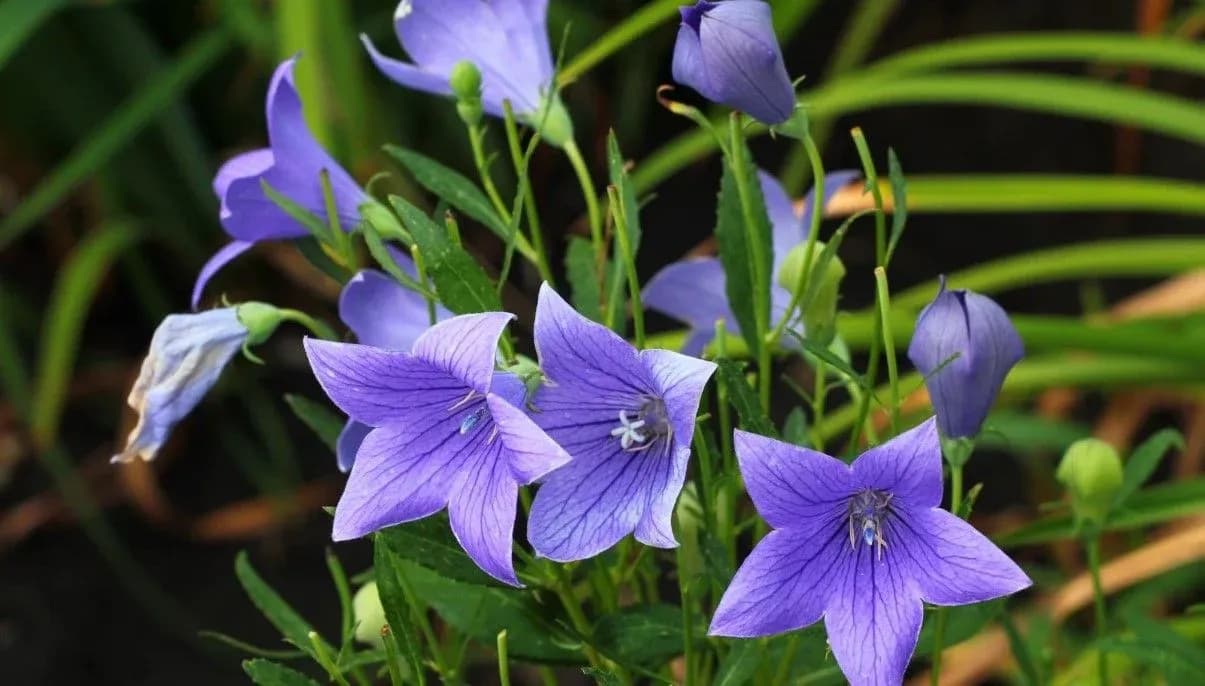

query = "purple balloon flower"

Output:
[[907, 279, 1025, 438], [305, 313, 569, 586], [710, 419, 1031, 685], [333, 265, 452, 472], [643, 169, 859, 356], [671, 0, 796, 124], [113, 308, 248, 463], [195, 56, 368, 309], [362, 0, 554, 119], [527, 284, 716, 562]]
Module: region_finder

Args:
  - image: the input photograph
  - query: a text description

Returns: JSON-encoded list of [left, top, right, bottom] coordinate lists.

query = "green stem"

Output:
[[497, 631, 511, 686], [309, 632, 352, 686], [563, 139, 605, 263], [1086, 536, 1109, 686], [468, 123, 512, 225], [503, 101, 555, 285], [608, 186, 645, 347], [551, 565, 604, 669], [676, 542, 695, 686], [931, 462, 964, 685], [873, 268, 900, 435], [278, 309, 337, 340], [558, 0, 681, 84], [811, 360, 829, 452], [768, 133, 826, 349]]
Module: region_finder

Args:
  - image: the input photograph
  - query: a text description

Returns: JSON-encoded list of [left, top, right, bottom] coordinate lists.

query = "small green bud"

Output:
[[776, 241, 846, 344], [235, 301, 285, 347], [352, 581, 386, 648], [1056, 438, 1123, 528], [450, 60, 484, 126], [360, 200, 409, 243], [523, 93, 574, 148]]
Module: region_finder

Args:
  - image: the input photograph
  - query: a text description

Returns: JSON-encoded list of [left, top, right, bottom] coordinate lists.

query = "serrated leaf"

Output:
[[243, 659, 322, 686], [385, 145, 510, 241], [398, 560, 581, 664], [391, 195, 501, 314], [714, 640, 760, 686], [373, 536, 426, 684], [565, 236, 603, 323], [603, 131, 642, 332], [885, 148, 907, 264], [782, 407, 810, 447], [283, 394, 342, 452], [594, 604, 693, 666], [1114, 428, 1184, 508], [716, 359, 776, 437], [377, 515, 498, 586], [715, 140, 772, 358], [234, 552, 333, 659]]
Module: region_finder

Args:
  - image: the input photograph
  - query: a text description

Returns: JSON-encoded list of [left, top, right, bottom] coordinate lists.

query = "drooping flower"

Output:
[[362, 1, 570, 143], [710, 419, 1031, 685], [333, 265, 450, 472], [643, 169, 859, 355], [305, 313, 569, 586], [195, 56, 368, 308], [906, 279, 1024, 438], [526, 284, 716, 561], [113, 308, 250, 463], [671, 0, 796, 124]]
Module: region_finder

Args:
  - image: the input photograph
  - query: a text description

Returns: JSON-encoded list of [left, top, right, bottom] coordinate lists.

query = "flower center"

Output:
[[847, 489, 893, 559], [610, 397, 671, 452], [448, 389, 497, 442]]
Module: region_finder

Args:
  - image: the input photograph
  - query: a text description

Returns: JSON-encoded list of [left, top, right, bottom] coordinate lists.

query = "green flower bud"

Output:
[[1056, 438, 1123, 528], [776, 241, 846, 344], [524, 93, 574, 149], [235, 301, 285, 347], [450, 60, 484, 126], [352, 581, 386, 648], [359, 200, 409, 243]]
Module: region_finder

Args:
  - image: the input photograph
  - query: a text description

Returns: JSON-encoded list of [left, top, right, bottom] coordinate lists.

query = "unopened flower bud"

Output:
[[235, 301, 286, 347], [450, 60, 484, 126], [776, 241, 846, 344], [1056, 438, 1123, 528], [352, 581, 386, 648]]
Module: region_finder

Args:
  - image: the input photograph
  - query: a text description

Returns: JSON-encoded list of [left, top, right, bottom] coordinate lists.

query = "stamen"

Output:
[[459, 406, 488, 435], [610, 397, 672, 452], [847, 489, 893, 559], [448, 388, 481, 412]]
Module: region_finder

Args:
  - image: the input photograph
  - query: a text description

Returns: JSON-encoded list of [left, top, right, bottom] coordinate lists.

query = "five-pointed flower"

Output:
[[710, 418, 1031, 686], [362, 0, 568, 141], [113, 308, 249, 463], [333, 263, 451, 472], [196, 56, 368, 308], [907, 279, 1025, 439], [526, 284, 716, 561], [672, 0, 796, 125], [305, 312, 569, 586], [643, 169, 859, 355]]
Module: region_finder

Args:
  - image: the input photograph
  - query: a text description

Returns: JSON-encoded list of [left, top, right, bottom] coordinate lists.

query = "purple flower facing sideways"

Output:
[[363, 0, 555, 119], [334, 260, 451, 472], [907, 279, 1024, 438], [113, 308, 248, 463], [672, 0, 796, 124], [305, 313, 569, 586], [710, 419, 1031, 686], [195, 56, 368, 308], [527, 284, 716, 562], [643, 169, 859, 356]]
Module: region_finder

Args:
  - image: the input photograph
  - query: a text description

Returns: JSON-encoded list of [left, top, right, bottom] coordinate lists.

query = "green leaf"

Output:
[[391, 195, 501, 314], [243, 659, 321, 686], [565, 236, 603, 323], [582, 667, 623, 686], [262, 179, 337, 245], [793, 334, 872, 395], [603, 131, 643, 332], [715, 359, 776, 437], [377, 515, 498, 587], [283, 394, 342, 452], [884, 148, 907, 264], [1114, 428, 1184, 508], [917, 600, 1003, 657], [373, 536, 426, 684], [1110, 611, 1205, 682], [0, 0, 69, 71], [234, 551, 333, 659], [399, 560, 581, 664], [715, 139, 773, 358], [384, 146, 511, 242], [997, 476, 1205, 547], [998, 612, 1044, 686], [594, 604, 690, 666], [713, 640, 760, 686], [782, 407, 810, 447]]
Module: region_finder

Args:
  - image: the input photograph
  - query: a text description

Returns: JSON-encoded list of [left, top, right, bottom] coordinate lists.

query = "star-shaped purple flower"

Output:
[[333, 264, 451, 472], [195, 55, 368, 308], [643, 169, 859, 356], [710, 418, 1031, 686], [526, 284, 716, 562], [305, 312, 569, 586]]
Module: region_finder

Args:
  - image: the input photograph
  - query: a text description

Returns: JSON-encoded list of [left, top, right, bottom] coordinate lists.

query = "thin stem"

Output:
[[768, 132, 826, 349], [1086, 536, 1109, 686], [308, 632, 352, 686], [502, 101, 555, 284], [676, 541, 696, 686], [551, 565, 604, 669], [467, 122, 512, 225], [497, 631, 511, 686], [811, 360, 829, 452], [874, 267, 900, 435], [278, 309, 337, 340], [608, 185, 645, 347], [410, 245, 437, 326], [563, 139, 605, 263]]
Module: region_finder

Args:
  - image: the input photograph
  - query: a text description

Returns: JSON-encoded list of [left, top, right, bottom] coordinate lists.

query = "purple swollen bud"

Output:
[[671, 0, 796, 125], [907, 279, 1025, 438]]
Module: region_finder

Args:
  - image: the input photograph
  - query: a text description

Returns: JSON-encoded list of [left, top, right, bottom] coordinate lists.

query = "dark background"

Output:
[[0, 1, 1201, 684]]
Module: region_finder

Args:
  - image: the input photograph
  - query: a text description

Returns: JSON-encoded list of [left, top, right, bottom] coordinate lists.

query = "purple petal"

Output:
[[361, 34, 455, 98], [852, 417, 943, 510], [411, 312, 514, 392], [191, 240, 254, 310], [896, 507, 1031, 606], [642, 257, 738, 354], [304, 339, 472, 427], [486, 391, 570, 484], [671, 21, 710, 100], [640, 349, 715, 452], [709, 523, 845, 637], [759, 169, 801, 270], [733, 430, 855, 529], [447, 446, 522, 586], [633, 445, 689, 548], [214, 148, 273, 219], [339, 269, 438, 349], [823, 543, 924, 686], [336, 420, 372, 473], [694, 0, 795, 124]]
